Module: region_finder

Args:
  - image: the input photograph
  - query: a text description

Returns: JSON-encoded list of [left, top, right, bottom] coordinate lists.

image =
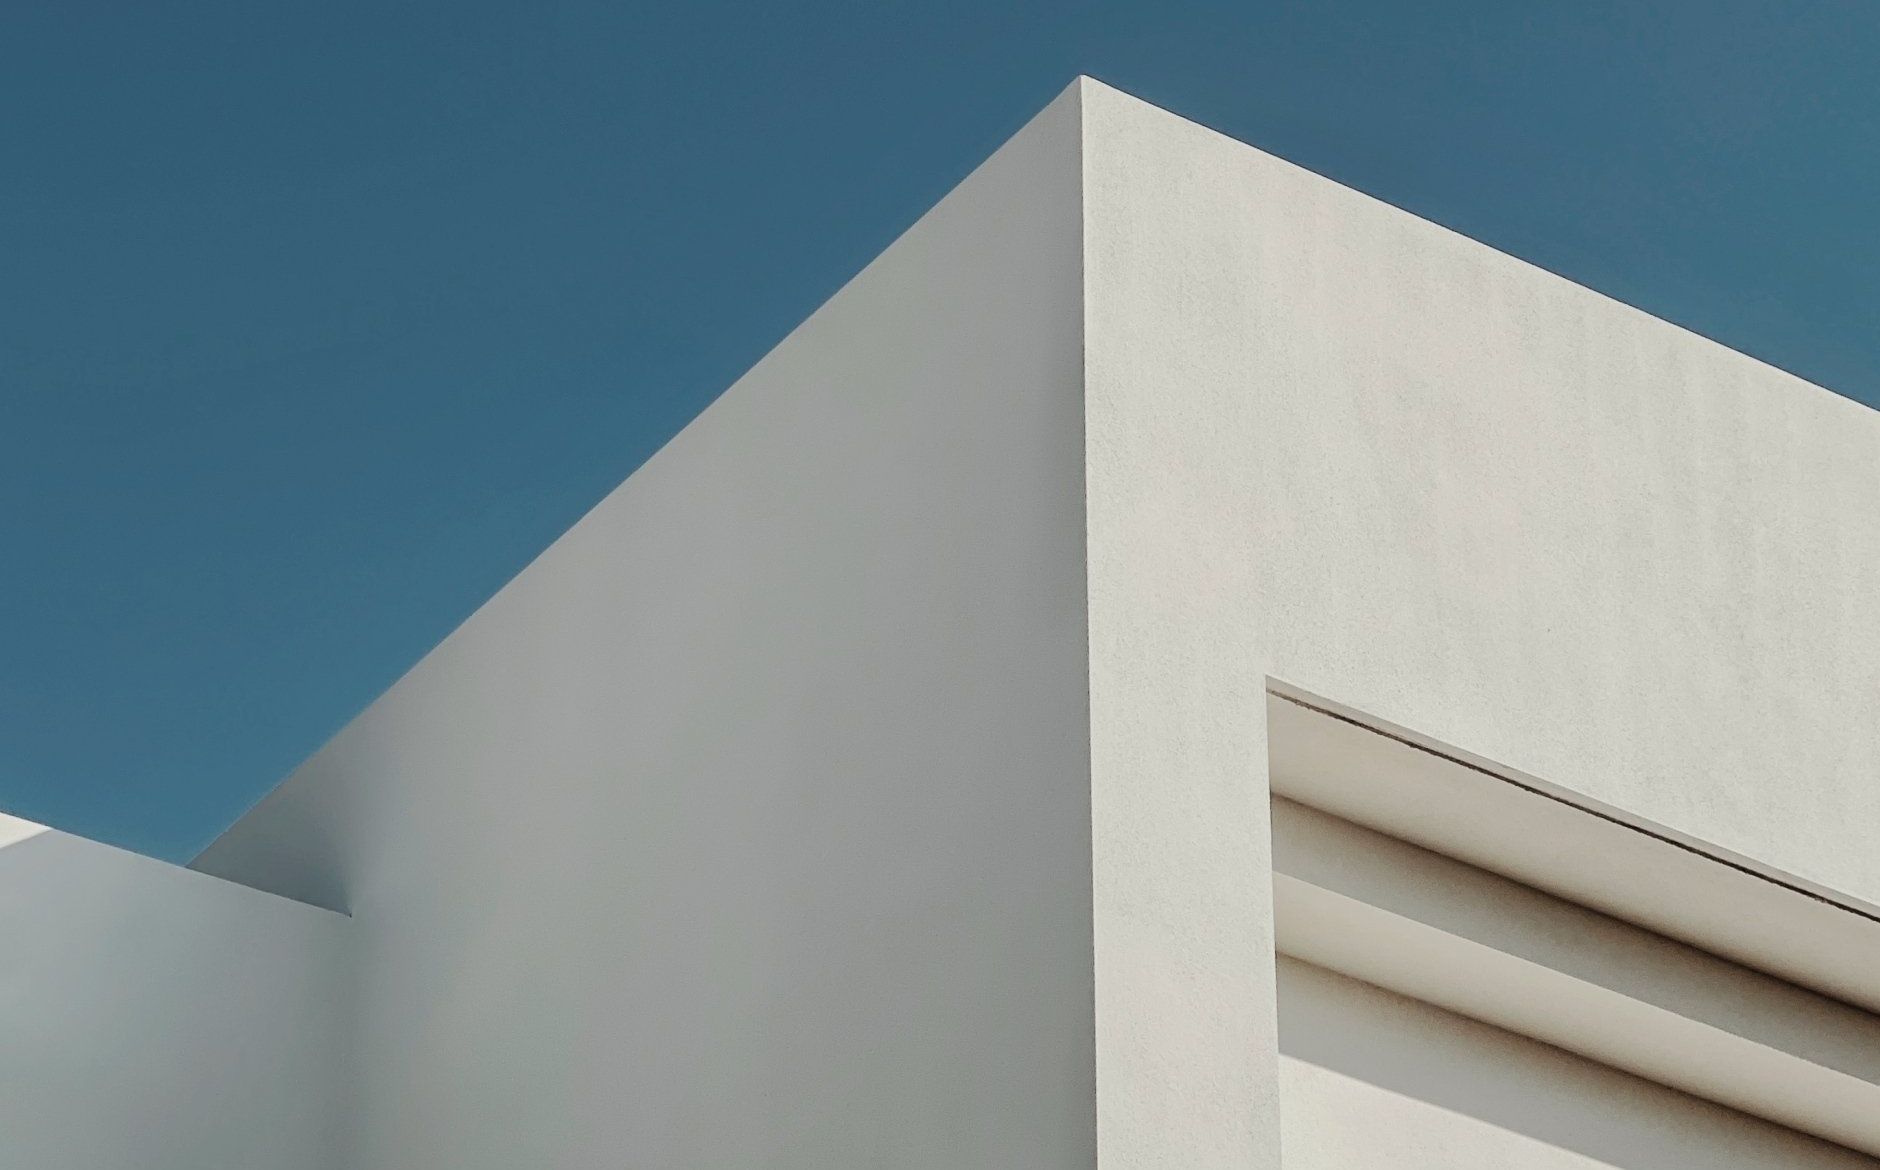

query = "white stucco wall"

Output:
[[195, 87, 1093, 1169], [0, 815, 346, 1170], [1078, 75, 1880, 1166], [1082, 79, 1880, 905]]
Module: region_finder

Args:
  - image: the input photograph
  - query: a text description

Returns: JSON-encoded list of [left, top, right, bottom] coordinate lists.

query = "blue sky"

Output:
[[4, 2, 1877, 861]]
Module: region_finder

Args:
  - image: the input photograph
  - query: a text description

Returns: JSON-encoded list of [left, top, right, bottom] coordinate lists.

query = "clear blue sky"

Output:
[[4, 2, 1876, 861]]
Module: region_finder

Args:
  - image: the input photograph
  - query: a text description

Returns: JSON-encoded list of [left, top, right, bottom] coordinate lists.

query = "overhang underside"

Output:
[[1269, 688, 1880, 1167]]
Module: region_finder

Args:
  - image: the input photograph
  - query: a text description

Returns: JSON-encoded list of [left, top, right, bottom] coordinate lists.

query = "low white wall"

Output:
[[0, 816, 346, 1170]]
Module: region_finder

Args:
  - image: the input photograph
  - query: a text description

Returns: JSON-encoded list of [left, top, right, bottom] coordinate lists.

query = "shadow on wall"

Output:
[[1276, 958, 1873, 1170], [0, 814, 48, 849]]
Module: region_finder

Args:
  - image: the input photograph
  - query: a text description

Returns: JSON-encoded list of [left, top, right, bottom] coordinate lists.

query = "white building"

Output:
[[6, 78, 1880, 1169]]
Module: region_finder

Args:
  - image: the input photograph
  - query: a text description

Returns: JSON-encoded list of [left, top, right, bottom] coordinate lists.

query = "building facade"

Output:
[[6, 78, 1880, 1169]]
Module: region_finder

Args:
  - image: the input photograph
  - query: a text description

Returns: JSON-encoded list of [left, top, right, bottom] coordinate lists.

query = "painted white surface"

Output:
[[0, 811, 48, 848], [1277, 959, 1875, 1170], [1076, 81, 1282, 1170], [178, 78, 1880, 1169], [197, 86, 1092, 1168], [1271, 798, 1880, 1153], [1082, 78, 1880, 912], [0, 816, 346, 1170], [1080, 82, 1880, 1158], [1268, 690, 1880, 1013], [1076, 73, 1880, 1165]]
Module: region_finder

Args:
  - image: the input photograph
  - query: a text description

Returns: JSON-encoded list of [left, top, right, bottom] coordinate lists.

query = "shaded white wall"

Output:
[[0, 815, 346, 1170], [195, 87, 1092, 1168]]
